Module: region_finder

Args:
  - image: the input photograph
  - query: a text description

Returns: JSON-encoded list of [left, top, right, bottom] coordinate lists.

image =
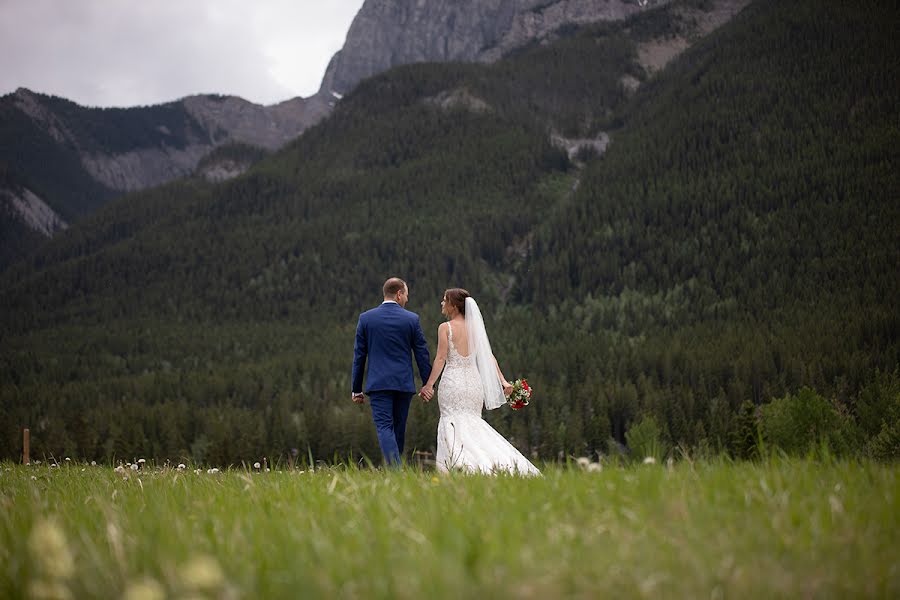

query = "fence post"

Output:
[[23, 428, 30, 465]]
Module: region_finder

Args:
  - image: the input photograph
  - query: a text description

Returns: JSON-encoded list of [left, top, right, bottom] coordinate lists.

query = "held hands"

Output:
[[419, 385, 434, 402]]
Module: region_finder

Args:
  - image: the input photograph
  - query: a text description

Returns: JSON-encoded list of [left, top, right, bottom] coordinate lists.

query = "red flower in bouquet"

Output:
[[507, 378, 532, 410]]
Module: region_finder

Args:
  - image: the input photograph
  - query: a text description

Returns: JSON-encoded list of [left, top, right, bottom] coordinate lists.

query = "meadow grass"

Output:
[[0, 459, 897, 599]]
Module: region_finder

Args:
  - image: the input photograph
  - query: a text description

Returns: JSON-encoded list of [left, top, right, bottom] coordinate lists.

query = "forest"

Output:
[[1, 0, 897, 466]]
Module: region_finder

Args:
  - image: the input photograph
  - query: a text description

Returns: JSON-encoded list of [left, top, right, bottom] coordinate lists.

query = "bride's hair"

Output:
[[444, 288, 470, 316]]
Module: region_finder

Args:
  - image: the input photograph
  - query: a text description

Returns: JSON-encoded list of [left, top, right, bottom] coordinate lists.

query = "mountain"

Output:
[[319, 0, 674, 97], [0, 0, 897, 465], [1, 0, 750, 270], [0, 89, 329, 267]]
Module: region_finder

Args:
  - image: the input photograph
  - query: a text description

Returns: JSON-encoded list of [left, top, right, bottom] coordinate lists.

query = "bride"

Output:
[[419, 288, 540, 476]]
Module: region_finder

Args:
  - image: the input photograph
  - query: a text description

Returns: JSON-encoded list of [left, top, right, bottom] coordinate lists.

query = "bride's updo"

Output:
[[444, 288, 470, 316]]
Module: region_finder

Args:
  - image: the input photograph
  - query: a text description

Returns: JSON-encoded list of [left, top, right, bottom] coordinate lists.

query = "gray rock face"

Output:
[[78, 94, 331, 192], [1, 187, 68, 237], [7, 88, 330, 197], [318, 0, 671, 97]]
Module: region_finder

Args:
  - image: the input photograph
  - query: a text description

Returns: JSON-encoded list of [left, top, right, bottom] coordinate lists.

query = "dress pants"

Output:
[[368, 390, 413, 466]]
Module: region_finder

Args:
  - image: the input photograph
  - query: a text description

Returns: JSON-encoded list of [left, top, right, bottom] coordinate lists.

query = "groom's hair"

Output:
[[444, 288, 470, 315], [383, 277, 407, 298]]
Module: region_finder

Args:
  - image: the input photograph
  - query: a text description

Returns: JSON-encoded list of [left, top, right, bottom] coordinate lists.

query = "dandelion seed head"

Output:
[[122, 577, 165, 600], [27, 579, 72, 600], [180, 555, 224, 591], [28, 518, 74, 579], [253, 462, 261, 469]]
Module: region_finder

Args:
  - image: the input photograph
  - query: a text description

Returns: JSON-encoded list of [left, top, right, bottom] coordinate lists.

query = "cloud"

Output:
[[0, 0, 363, 107]]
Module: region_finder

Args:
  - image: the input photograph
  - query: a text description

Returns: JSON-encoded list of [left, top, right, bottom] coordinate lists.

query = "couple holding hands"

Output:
[[351, 277, 539, 475]]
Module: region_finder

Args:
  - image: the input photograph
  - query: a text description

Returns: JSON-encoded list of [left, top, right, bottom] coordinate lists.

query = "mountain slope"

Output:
[[0, 0, 897, 464], [0, 89, 328, 268]]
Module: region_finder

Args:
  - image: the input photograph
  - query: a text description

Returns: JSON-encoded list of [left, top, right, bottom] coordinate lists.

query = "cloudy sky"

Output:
[[0, 0, 365, 107]]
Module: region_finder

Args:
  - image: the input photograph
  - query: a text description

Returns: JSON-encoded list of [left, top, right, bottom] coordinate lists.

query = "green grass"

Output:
[[1, 460, 897, 599]]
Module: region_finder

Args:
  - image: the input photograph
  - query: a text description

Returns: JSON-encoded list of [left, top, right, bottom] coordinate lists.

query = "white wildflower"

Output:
[[587, 462, 602, 473], [253, 462, 261, 470], [576, 457, 590, 468], [265, 468, 270, 472], [31, 475, 37, 481], [122, 577, 166, 600], [643, 456, 657, 465], [114, 466, 126, 474], [27, 580, 71, 600], [138, 458, 146, 465], [180, 554, 224, 591], [90, 461, 97, 466], [194, 469, 201, 475], [177, 463, 186, 470], [207, 468, 219, 474], [28, 518, 74, 579], [64, 457, 71, 462], [130, 464, 139, 471]]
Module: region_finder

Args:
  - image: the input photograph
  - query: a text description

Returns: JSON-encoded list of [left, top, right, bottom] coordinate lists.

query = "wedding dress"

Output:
[[435, 324, 540, 475]]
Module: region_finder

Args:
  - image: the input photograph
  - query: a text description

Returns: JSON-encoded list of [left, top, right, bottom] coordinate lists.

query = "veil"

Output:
[[464, 297, 506, 410]]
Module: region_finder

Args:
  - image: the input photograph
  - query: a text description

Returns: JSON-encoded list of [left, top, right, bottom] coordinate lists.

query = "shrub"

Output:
[[759, 388, 859, 457], [625, 414, 670, 461]]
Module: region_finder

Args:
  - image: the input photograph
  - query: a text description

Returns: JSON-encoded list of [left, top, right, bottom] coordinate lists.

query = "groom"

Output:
[[351, 277, 432, 466]]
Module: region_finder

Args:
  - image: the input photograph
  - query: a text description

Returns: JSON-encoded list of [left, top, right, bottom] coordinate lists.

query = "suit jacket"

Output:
[[352, 302, 432, 394]]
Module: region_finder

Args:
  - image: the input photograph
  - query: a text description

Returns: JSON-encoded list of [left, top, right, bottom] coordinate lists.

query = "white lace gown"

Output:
[[435, 327, 540, 476]]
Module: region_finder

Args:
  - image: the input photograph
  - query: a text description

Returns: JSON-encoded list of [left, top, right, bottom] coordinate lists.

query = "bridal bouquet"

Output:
[[507, 378, 532, 410]]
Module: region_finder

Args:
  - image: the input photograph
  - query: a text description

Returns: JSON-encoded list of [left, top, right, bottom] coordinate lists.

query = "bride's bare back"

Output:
[[446, 318, 469, 357]]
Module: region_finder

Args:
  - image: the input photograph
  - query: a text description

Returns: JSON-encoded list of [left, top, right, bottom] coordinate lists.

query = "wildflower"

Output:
[[431, 476, 440, 484], [64, 457, 71, 462], [114, 466, 126, 474], [180, 554, 224, 591], [80, 469, 85, 472], [576, 457, 590, 468], [122, 577, 165, 600], [31, 475, 37, 481], [27, 580, 71, 600], [50, 463, 58, 468], [265, 468, 270, 472], [194, 469, 201, 475], [130, 464, 138, 471], [90, 461, 97, 466], [253, 462, 261, 470], [643, 456, 656, 465], [207, 468, 219, 474], [587, 462, 602, 473], [28, 518, 74, 579], [138, 459, 146, 466], [177, 463, 186, 470]]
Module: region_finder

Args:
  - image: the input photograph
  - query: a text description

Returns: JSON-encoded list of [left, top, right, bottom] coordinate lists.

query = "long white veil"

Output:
[[464, 297, 506, 410]]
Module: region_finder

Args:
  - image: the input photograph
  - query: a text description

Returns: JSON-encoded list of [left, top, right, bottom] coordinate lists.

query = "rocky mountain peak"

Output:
[[317, 0, 671, 98]]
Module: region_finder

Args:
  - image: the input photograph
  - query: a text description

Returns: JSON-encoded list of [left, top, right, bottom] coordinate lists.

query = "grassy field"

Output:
[[0, 459, 897, 599]]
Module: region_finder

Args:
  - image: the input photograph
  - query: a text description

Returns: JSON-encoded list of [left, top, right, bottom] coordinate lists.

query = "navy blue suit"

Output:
[[352, 302, 432, 465]]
